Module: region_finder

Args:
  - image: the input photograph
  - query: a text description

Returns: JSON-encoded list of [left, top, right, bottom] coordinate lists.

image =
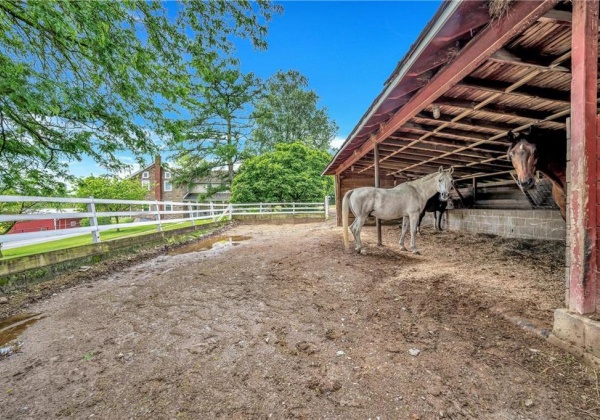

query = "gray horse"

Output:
[[342, 167, 454, 254]]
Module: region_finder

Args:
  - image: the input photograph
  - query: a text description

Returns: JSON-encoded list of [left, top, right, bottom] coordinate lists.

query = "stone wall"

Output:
[[446, 209, 566, 241]]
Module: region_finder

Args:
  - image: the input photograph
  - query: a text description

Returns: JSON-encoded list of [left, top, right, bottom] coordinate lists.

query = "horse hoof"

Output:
[[412, 250, 421, 255], [400, 246, 408, 252], [359, 248, 367, 255]]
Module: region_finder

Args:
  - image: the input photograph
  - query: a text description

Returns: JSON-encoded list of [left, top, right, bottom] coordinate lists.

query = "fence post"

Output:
[[210, 202, 215, 222], [87, 196, 101, 244], [155, 201, 162, 232], [325, 196, 330, 219], [188, 203, 195, 227], [292, 203, 296, 215], [228, 203, 233, 221]]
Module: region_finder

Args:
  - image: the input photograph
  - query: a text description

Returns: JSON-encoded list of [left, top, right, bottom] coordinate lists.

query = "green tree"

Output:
[[171, 66, 260, 185], [75, 176, 148, 230], [249, 70, 338, 153], [231, 142, 333, 202], [0, 0, 281, 189]]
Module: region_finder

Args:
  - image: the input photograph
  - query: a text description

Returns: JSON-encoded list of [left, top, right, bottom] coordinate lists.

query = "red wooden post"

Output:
[[569, 0, 599, 314], [374, 144, 382, 246]]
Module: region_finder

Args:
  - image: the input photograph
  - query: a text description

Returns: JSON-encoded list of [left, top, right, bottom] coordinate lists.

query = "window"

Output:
[[70, 221, 77, 227], [142, 171, 149, 179], [164, 181, 172, 192], [165, 202, 173, 212], [164, 171, 171, 179], [142, 180, 150, 190]]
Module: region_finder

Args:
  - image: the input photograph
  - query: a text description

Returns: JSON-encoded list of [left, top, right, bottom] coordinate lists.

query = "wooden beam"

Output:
[[435, 97, 567, 122], [334, 0, 560, 176], [568, 0, 598, 314], [379, 142, 501, 160], [387, 134, 507, 155], [401, 121, 508, 145], [413, 112, 513, 134], [457, 77, 571, 104], [374, 144, 382, 245], [539, 9, 600, 30], [376, 148, 510, 169], [488, 48, 569, 72]]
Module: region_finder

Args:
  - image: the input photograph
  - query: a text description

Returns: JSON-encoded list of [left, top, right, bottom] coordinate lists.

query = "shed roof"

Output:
[[324, 0, 590, 184]]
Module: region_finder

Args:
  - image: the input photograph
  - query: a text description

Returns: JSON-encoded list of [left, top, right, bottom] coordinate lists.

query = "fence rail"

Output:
[[0, 195, 330, 249]]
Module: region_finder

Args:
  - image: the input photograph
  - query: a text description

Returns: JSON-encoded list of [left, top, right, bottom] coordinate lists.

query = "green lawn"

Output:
[[1, 220, 214, 260]]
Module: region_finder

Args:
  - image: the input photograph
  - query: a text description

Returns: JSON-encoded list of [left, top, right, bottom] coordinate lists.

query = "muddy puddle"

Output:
[[0, 313, 45, 357], [169, 235, 251, 256]]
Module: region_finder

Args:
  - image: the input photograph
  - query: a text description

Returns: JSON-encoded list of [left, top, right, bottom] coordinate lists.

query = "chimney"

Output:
[[154, 155, 162, 203]]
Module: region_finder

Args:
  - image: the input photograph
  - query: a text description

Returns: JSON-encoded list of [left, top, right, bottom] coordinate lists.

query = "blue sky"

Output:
[[68, 0, 442, 178]]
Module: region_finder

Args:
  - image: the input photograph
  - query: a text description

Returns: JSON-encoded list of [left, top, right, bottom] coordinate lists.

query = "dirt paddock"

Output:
[[1, 219, 599, 419]]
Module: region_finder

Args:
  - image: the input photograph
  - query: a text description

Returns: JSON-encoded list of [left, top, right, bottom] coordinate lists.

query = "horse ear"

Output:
[[507, 131, 517, 144], [449, 166, 454, 174], [438, 166, 443, 173]]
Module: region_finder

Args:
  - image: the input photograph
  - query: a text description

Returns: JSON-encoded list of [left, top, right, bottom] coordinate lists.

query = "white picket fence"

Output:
[[0, 195, 330, 249]]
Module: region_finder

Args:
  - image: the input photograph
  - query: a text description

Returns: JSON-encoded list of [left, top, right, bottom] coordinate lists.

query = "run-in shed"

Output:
[[323, 0, 600, 364]]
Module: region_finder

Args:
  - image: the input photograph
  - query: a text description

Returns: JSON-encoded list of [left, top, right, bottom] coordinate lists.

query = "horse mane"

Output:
[[403, 171, 440, 189]]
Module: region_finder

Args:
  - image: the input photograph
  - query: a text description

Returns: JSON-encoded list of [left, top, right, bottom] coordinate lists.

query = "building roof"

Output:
[[324, 0, 584, 185]]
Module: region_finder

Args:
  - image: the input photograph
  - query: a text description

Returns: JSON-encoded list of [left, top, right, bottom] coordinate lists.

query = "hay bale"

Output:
[[488, 0, 514, 20]]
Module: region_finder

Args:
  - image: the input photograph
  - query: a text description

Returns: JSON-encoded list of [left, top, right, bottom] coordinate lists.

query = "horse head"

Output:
[[437, 166, 454, 201], [507, 129, 538, 191]]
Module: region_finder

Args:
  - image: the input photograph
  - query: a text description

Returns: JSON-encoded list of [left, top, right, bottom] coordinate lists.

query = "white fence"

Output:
[[0, 195, 330, 249]]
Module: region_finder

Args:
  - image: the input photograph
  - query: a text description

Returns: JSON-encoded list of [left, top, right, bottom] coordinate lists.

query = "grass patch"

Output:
[[1, 220, 212, 260]]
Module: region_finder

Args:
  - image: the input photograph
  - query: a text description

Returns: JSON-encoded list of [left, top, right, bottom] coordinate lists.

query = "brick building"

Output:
[[128, 156, 231, 218]]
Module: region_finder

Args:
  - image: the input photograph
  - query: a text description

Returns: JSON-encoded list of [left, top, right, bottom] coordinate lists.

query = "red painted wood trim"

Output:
[[568, 0, 599, 314], [335, 0, 560, 176]]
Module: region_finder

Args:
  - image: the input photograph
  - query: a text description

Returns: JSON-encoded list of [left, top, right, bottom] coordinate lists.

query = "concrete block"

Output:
[[583, 317, 600, 359], [553, 308, 585, 347]]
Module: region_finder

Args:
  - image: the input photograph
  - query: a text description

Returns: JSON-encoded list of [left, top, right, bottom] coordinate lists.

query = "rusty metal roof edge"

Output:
[[322, 0, 468, 176]]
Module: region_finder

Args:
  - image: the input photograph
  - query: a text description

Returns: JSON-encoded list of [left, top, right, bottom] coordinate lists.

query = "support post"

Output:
[[87, 197, 100, 244], [188, 203, 195, 227], [568, 0, 598, 314], [374, 144, 382, 246], [335, 174, 342, 226], [325, 196, 330, 220], [155, 201, 163, 232]]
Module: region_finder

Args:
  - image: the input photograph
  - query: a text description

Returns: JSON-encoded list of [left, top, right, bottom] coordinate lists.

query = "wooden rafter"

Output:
[[331, 0, 560, 176], [457, 77, 571, 104]]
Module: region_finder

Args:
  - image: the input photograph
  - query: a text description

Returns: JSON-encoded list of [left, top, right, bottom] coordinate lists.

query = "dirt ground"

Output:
[[1, 218, 599, 419]]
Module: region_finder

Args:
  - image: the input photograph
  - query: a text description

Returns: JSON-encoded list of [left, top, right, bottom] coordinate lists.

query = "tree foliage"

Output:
[[75, 175, 148, 228], [0, 0, 280, 190], [170, 66, 260, 184], [231, 142, 333, 203], [249, 70, 338, 153]]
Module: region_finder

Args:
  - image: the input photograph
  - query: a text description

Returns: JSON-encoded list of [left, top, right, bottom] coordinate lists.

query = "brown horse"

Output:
[[507, 127, 566, 220]]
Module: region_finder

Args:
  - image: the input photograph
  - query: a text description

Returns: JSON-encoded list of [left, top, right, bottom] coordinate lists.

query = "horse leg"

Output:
[[349, 216, 366, 253], [417, 209, 426, 235], [399, 216, 409, 251], [409, 213, 420, 254]]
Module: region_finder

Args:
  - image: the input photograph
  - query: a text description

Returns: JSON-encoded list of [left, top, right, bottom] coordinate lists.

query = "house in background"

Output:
[[128, 156, 232, 214]]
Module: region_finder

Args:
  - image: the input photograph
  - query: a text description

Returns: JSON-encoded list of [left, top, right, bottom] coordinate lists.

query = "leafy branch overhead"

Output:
[[0, 0, 281, 190]]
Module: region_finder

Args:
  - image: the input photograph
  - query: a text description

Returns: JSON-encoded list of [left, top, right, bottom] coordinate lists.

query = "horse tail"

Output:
[[342, 189, 353, 250]]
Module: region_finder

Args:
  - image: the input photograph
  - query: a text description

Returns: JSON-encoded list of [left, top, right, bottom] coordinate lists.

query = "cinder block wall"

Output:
[[446, 209, 566, 241]]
